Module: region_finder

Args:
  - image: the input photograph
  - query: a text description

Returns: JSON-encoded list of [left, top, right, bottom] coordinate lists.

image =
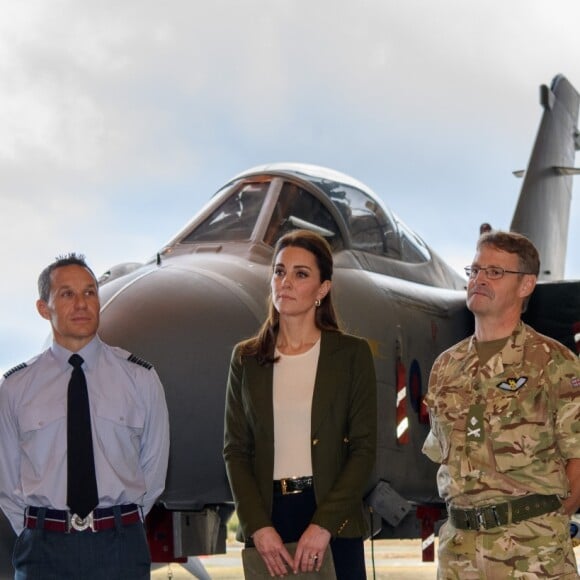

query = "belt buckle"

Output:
[[280, 478, 301, 496], [475, 508, 487, 530], [68, 512, 95, 532], [473, 505, 501, 530]]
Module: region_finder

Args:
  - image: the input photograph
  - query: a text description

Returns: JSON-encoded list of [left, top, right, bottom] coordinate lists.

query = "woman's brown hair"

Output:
[[238, 229, 341, 365]]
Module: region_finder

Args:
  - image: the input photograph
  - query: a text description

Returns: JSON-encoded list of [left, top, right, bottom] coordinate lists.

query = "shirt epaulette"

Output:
[[127, 354, 153, 370], [3, 363, 27, 379]]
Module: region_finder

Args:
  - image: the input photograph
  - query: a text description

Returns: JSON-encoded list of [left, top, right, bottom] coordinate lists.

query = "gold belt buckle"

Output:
[[280, 478, 302, 495], [68, 512, 95, 532]]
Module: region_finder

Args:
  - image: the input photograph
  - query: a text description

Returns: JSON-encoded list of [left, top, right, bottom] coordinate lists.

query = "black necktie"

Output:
[[67, 354, 98, 518]]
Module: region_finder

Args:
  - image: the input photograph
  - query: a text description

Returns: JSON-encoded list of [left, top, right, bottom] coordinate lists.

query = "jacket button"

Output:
[[312, 439, 319, 446]]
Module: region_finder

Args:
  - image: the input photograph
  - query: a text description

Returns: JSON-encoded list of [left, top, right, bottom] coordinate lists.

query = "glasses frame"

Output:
[[464, 265, 534, 280]]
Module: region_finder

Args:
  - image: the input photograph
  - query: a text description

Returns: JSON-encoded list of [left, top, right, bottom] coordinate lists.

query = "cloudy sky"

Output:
[[1, 0, 580, 373]]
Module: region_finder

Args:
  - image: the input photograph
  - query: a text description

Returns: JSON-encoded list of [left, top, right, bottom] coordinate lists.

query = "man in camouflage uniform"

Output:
[[423, 231, 580, 579]]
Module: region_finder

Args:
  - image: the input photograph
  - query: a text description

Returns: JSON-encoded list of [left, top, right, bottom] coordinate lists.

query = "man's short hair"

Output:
[[38, 253, 98, 302], [477, 231, 540, 277]]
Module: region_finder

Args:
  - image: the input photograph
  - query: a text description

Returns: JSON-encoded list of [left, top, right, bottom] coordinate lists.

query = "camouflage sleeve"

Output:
[[422, 354, 447, 464], [423, 353, 445, 408], [422, 427, 443, 464], [550, 346, 580, 460]]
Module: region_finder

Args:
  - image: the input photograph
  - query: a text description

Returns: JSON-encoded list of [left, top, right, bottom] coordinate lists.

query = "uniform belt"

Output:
[[273, 476, 313, 495], [449, 494, 561, 531], [25, 504, 141, 533]]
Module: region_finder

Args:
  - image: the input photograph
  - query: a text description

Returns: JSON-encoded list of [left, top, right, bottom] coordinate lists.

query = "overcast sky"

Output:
[[1, 0, 580, 373]]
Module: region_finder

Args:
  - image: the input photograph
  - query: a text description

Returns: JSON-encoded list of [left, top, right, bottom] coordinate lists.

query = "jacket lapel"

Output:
[[246, 359, 275, 441], [311, 331, 340, 434]]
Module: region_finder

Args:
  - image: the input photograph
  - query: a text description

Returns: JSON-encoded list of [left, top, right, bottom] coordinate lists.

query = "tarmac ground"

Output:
[[151, 538, 439, 579], [151, 539, 580, 579]]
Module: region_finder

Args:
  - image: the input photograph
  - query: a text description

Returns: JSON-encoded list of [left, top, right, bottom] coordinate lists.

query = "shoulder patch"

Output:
[[3, 362, 27, 379], [127, 354, 153, 370]]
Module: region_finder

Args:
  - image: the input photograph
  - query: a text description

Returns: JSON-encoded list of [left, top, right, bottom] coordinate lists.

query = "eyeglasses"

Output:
[[464, 265, 534, 280]]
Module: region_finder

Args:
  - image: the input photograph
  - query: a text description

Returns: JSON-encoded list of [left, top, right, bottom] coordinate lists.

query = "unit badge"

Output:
[[466, 404, 485, 443]]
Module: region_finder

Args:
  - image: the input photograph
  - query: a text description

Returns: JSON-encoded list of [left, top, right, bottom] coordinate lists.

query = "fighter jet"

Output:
[[0, 74, 578, 576]]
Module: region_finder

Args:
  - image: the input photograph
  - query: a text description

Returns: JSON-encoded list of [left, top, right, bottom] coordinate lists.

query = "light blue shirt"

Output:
[[0, 336, 170, 534]]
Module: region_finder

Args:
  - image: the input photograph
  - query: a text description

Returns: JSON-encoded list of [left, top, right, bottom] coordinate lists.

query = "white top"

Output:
[[272, 340, 320, 479]]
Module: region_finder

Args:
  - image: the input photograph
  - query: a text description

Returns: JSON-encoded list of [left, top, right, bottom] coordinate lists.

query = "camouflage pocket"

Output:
[[501, 513, 577, 578], [427, 391, 468, 465], [490, 391, 550, 473], [437, 520, 480, 579]]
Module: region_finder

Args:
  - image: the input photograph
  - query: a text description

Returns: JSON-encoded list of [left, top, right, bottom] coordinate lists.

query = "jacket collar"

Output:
[[454, 321, 526, 377]]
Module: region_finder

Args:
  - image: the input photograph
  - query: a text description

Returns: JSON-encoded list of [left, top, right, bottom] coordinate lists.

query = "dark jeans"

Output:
[[268, 486, 366, 580], [12, 509, 150, 580]]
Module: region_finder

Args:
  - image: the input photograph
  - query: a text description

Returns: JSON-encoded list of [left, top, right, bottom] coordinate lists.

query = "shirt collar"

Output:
[[50, 336, 103, 371], [460, 320, 526, 376]]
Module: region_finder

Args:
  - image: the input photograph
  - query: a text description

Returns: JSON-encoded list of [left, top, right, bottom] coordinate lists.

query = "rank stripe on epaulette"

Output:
[[127, 354, 153, 370], [3, 363, 27, 379]]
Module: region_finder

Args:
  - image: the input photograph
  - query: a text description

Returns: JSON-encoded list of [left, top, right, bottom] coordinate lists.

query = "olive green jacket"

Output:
[[223, 330, 377, 540]]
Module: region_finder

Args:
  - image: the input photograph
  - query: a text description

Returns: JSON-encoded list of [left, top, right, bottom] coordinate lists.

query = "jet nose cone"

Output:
[[98, 260, 267, 508]]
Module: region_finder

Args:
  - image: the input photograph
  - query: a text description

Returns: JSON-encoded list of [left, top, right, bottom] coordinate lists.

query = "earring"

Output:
[[315, 299, 321, 307]]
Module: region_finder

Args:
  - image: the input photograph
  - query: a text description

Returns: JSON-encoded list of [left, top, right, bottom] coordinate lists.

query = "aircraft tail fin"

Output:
[[510, 74, 580, 281]]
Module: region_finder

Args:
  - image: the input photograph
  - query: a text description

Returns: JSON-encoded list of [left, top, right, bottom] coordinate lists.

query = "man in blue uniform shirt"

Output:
[[0, 253, 170, 579]]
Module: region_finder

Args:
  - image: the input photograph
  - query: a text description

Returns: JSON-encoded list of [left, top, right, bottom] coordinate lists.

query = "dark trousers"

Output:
[[269, 487, 366, 580], [12, 508, 150, 580]]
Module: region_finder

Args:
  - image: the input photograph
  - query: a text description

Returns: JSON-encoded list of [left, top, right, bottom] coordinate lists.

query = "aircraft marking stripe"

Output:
[[422, 534, 435, 551], [396, 418, 409, 439], [396, 387, 407, 406]]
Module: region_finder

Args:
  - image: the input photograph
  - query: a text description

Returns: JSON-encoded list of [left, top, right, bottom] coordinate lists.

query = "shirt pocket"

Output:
[[489, 389, 550, 473], [19, 403, 65, 433], [94, 400, 145, 431], [93, 398, 146, 464], [19, 403, 66, 470]]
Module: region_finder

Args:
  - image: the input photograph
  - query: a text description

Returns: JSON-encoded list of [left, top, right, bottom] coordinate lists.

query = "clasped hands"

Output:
[[253, 523, 331, 577]]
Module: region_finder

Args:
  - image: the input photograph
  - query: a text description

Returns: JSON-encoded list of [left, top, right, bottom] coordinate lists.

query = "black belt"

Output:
[[273, 476, 313, 495], [25, 504, 141, 533], [449, 494, 561, 531]]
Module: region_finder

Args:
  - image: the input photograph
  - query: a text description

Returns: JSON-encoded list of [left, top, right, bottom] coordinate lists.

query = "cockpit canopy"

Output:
[[180, 163, 431, 264]]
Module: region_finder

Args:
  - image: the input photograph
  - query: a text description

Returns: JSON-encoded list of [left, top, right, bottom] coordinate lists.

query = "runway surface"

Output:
[[151, 539, 580, 579], [151, 539, 435, 579]]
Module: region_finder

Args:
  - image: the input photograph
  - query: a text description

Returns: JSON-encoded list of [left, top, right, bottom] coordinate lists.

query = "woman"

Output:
[[223, 229, 377, 579]]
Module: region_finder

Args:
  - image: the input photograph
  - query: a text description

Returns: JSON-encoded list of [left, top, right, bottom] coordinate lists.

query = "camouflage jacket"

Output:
[[422, 321, 580, 507]]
